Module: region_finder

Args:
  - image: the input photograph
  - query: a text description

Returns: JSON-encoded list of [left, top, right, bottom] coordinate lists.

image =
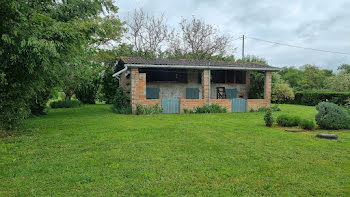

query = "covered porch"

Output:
[[130, 67, 272, 113]]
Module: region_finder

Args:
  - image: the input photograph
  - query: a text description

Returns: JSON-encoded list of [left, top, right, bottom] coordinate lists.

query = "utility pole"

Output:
[[242, 35, 245, 60]]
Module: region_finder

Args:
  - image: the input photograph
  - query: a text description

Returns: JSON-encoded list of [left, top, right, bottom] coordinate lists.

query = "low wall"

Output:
[[247, 99, 270, 111], [210, 99, 232, 112], [180, 99, 206, 112]]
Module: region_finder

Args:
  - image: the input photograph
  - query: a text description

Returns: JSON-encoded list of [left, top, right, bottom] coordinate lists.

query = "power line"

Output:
[[245, 36, 350, 56]]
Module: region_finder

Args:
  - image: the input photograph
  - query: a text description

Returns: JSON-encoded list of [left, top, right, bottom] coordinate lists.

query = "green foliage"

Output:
[[248, 72, 265, 99], [101, 65, 119, 104], [111, 87, 131, 114], [237, 55, 268, 65], [298, 119, 315, 130], [315, 102, 350, 130], [300, 65, 328, 90], [135, 104, 162, 115], [283, 91, 350, 106], [272, 83, 295, 103], [279, 67, 304, 90], [75, 61, 103, 104], [277, 115, 301, 127], [264, 109, 274, 127], [0, 0, 125, 129], [191, 104, 227, 113], [326, 72, 350, 92], [50, 100, 82, 108], [338, 64, 350, 74]]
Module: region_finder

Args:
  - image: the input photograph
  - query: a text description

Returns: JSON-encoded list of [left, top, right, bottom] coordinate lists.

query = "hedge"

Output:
[[282, 91, 350, 106]]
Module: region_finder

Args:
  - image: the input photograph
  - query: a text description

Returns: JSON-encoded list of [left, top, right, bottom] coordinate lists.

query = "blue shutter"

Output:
[[226, 89, 237, 99], [186, 88, 199, 99], [146, 88, 159, 99]]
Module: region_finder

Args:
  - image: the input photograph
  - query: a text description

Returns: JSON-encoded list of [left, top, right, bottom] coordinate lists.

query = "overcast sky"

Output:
[[116, 0, 350, 70]]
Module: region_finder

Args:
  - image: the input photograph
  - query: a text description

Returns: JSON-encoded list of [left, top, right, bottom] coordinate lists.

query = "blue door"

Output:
[[232, 98, 246, 112], [161, 98, 180, 114]]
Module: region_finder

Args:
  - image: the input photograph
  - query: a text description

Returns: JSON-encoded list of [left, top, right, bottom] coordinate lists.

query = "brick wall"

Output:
[[202, 69, 210, 102], [180, 99, 206, 112], [247, 99, 270, 111], [210, 99, 232, 112]]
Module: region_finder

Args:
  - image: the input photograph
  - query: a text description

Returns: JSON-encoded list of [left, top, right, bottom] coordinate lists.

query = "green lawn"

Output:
[[1, 104, 349, 196]]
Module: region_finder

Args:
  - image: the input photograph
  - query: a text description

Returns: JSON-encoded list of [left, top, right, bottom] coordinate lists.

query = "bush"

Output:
[[50, 100, 82, 108], [111, 87, 130, 114], [299, 119, 315, 130], [272, 83, 295, 103], [111, 105, 131, 114], [191, 104, 227, 113], [135, 104, 162, 115], [277, 114, 301, 127], [282, 91, 350, 106], [315, 102, 350, 130], [264, 109, 274, 127]]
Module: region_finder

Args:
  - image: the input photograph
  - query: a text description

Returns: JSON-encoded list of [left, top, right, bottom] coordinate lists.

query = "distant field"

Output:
[[1, 104, 349, 196]]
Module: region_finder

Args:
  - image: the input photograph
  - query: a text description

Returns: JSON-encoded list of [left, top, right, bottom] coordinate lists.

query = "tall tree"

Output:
[[167, 17, 232, 59], [127, 9, 168, 55], [0, 0, 124, 129], [338, 64, 350, 74], [279, 67, 304, 90], [300, 65, 327, 90]]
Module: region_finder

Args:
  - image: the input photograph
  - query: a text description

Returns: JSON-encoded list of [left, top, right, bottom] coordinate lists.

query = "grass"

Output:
[[0, 104, 349, 196]]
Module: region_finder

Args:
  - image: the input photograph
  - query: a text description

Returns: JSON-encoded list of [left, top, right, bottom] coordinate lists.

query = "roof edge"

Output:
[[126, 64, 281, 71]]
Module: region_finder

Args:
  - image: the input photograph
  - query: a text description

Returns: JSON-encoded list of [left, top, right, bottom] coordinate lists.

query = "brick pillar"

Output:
[[138, 73, 146, 100], [264, 71, 272, 100], [131, 68, 139, 113], [202, 69, 210, 103]]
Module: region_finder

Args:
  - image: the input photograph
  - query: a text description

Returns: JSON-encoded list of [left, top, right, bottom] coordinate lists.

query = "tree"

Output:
[[300, 65, 327, 90], [338, 64, 350, 74], [167, 17, 232, 59], [326, 72, 350, 92], [127, 9, 168, 55], [272, 83, 295, 103], [279, 67, 304, 90], [245, 56, 269, 99], [0, 0, 125, 129]]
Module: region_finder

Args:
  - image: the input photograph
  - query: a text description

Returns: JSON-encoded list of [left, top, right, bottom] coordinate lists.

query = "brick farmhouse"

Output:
[[114, 57, 280, 113]]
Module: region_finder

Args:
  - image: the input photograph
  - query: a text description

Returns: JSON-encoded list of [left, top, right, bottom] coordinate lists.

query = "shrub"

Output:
[[264, 109, 274, 127], [50, 100, 82, 108], [315, 102, 350, 129], [277, 114, 301, 127], [272, 83, 295, 103], [111, 87, 131, 114], [135, 104, 162, 115], [282, 91, 350, 106], [192, 104, 227, 113], [100, 65, 119, 104], [299, 119, 315, 130], [270, 105, 281, 111], [111, 105, 131, 114]]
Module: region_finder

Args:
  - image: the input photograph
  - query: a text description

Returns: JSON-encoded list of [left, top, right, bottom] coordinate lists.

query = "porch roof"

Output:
[[119, 56, 280, 71]]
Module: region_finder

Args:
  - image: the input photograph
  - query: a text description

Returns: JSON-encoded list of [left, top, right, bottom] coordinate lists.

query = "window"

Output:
[[226, 89, 237, 99], [211, 70, 225, 83], [186, 88, 199, 99], [235, 71, 246, 84], [226, 71, 235, 83], [146, 88, 159, 99], [142, 68, 187, 83]]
